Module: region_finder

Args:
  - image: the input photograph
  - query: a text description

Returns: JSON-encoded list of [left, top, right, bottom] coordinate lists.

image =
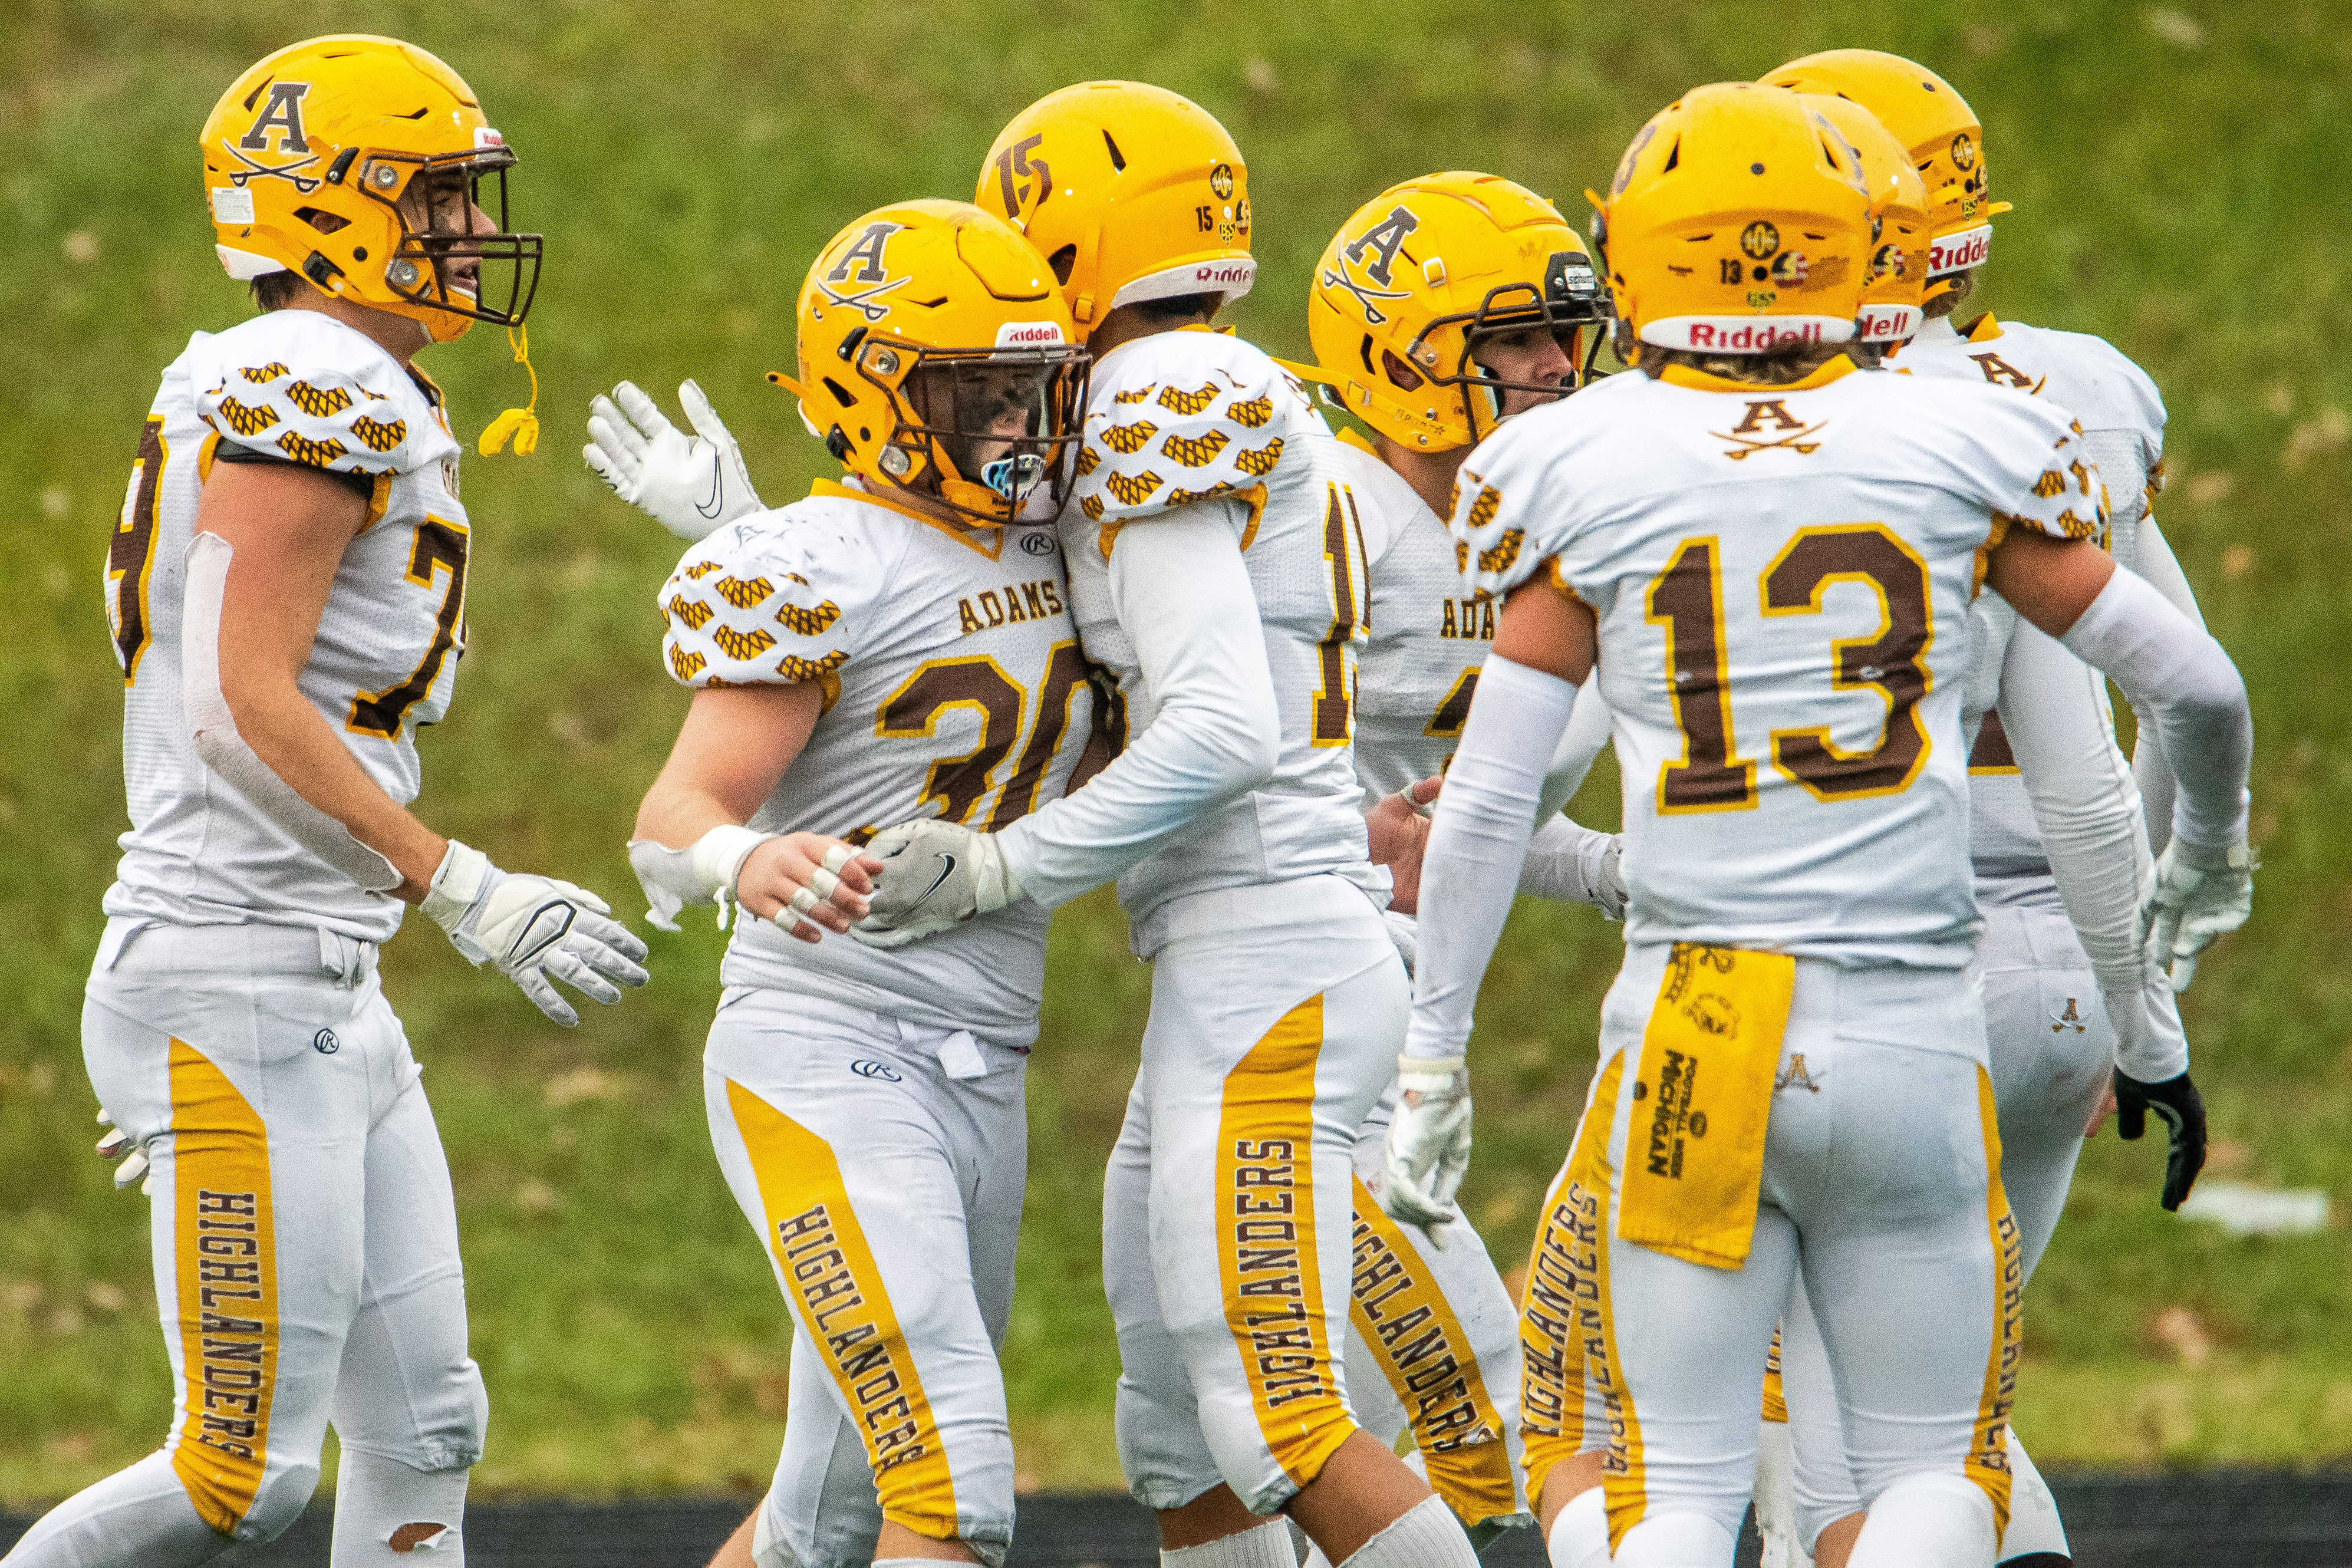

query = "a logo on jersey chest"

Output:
[[1438, 596, 1496, 641], [957, 576, 1063, 635]]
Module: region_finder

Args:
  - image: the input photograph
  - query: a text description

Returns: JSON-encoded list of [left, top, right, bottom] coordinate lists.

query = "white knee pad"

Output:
[[331, 1448, 470, 1563], [1547, 1484, 1610, 1568], [1998, 1430, 2068, 1564], [1611, 1509, 1740, 1567], [1847, 1472, 1996, 1568]]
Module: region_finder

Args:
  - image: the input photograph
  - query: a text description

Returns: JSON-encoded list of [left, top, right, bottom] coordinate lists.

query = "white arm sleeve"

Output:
[[1533, 676, 1613, 825], [1997, 619, 2154, 993], [2058, 565, 2251, 851], [182, 532, 402, 892], [2126, 515, 2205, 858], [1517, 814, 1619, 911], [996, 502, 1280, 907], [1405, 655, 1581, 1061]]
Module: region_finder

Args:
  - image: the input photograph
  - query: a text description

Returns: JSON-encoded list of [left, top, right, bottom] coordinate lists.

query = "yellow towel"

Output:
[[1617, 944, 1795, 1270]]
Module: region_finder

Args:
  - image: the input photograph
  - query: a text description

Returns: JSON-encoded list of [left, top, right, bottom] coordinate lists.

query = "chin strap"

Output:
[[478, 321, 541, 456]]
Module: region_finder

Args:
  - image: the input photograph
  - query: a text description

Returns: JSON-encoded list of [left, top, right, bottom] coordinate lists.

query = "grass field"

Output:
[[4, 0, 2350, 1505]]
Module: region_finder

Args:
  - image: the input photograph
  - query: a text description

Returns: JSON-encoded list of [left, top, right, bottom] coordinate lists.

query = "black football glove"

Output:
[[2114, 1070, 2207, 1211]]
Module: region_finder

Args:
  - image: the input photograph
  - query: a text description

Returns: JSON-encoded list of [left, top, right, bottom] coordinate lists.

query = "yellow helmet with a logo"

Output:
[[1308, 172, 1609, 452], [974, 81, 1254, 338], [783, 199, 1087, 526], [1801, 96, 1929, 343], [1761, 50, 2010, 279], [201, 35, 539, 344], [1595, 83, 1875, 353]]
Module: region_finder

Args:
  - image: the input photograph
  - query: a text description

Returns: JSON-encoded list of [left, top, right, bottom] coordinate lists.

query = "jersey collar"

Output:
[[809, 476, 1007, 560], [1963, 312, 2005, 343], [1653, 356, 1858, 394]]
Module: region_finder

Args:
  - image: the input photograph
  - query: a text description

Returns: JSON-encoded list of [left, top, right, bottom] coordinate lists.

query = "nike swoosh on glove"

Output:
[[584, 378, 764, 541], [424, 841, 651, 1026], [1381, 1054, 1473, 1246], [849, 818, 1023, 949], [2115, 1069, 2208, 1211], [2146, 836, 2254, 991]]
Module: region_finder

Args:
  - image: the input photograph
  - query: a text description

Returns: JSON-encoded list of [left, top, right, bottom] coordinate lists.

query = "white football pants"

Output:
[[1349, 1083, 1530, 1534], [1778, 904, 2102, 1561], [704, 989, 1026, 1568], [1102, 874, 1405, 1515], [1549, 945, 2016, 1568], [5, 919, 485, 1568]]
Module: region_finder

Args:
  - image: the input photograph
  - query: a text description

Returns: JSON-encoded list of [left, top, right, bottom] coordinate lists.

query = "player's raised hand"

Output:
[[2146, 836, 2254, 991], [424, 842, 650, 1026], [1381, 1053, 1474, 1247], [585, 378, 764, 541], [849, 818, 1024, 949]]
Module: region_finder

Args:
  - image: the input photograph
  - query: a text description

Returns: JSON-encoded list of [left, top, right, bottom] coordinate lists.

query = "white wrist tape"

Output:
[[626, 823, 777, 931], [421, 839, 492, 936]]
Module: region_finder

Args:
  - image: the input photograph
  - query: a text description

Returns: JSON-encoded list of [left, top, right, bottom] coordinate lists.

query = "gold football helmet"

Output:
[[1761, 50, 2010, 278], [1307, 172, 1609, 452], [974, 81, 1253, 337], [1594, 83, 1875, 353], [202, 35, 540, 342], [1801, 96, 1930, 343], [780, 199, 1087, 525]]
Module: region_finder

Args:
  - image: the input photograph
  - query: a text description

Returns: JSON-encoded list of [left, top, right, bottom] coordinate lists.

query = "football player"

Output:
[[854, 83, 1480, 1568], [622, 201, 1099, 1568], [11, 35, 648, 1568], [1301, 171, 1624, 1553], [1750, 54, 2234, 1568], [1385, 82, 2251, 1567]]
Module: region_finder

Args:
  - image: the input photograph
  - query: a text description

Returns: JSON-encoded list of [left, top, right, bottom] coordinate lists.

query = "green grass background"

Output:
[[5, 0, 2349, 1505]]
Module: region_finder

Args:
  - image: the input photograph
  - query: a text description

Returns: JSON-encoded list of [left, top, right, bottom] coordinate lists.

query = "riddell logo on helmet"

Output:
[[995, 321, 1065, 345], [1683, 321, 1824, 350], [1192, 262, 1252, 286], [1929, 225, 1992, 276], [1856, 305, 1921, 342]]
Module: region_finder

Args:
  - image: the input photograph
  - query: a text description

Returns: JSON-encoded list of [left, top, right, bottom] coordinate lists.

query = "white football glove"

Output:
[[94, 1108, 149, 1191], [849, 818, 1022, 949], [424, 841, 651, 1026], [584, 378, 764, 541], [2146, 836, 2254, 991], [1590, 834, 1629, 921], [1381, 1054, 1474, 1246]]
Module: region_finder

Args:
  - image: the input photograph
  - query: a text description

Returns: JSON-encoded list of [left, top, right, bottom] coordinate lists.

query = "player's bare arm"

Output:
[[197, 462, 449, 895], [631, 681, 879, 940]]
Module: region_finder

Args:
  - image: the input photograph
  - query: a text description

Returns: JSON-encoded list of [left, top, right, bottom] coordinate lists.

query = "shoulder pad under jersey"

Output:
[[189, 312, 457, 478], [657, 501, 882, 689], [1073, 328, 1323, 527]]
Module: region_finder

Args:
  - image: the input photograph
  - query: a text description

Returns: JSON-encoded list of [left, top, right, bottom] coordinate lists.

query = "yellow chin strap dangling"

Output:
[[478, 322, 541, 456]]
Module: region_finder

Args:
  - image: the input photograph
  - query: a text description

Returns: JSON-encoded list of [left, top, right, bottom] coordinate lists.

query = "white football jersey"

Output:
[[104, 309, 468, 943], [1334, 434, 1494, 806], [1448, 358, 2103, 966], [1058, 327, 1383, 931], [1895, 313, 2169, 886], [658, 480, 1102, 1047]]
